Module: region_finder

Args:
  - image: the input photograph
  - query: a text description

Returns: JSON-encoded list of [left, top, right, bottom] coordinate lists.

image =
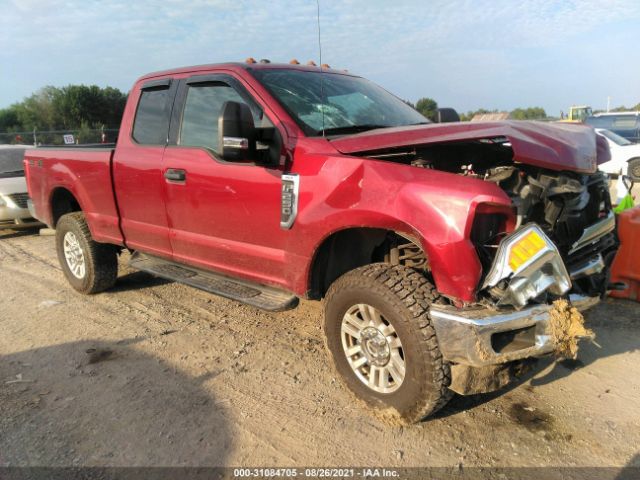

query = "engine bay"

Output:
[[361, 137, 619, 301]]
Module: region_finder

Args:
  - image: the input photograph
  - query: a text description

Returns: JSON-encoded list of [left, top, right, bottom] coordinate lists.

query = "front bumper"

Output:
[[430, 294, 599, 367], [0, 204, 42, 230]]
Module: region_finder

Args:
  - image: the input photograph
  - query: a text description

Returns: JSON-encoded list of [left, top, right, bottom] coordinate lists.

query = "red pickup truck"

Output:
[[25, 62, 617, 424]]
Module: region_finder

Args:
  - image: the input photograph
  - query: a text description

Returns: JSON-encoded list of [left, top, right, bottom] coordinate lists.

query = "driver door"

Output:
[[161, 74, 288, 287]]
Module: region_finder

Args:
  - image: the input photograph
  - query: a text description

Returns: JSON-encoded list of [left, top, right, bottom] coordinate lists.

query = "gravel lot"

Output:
[[0, 228, 639, 470]]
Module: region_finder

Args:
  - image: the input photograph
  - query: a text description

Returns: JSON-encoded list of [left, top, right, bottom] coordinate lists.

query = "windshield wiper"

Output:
[[322, 124, 391, 136], [0, 170, 24, 178]]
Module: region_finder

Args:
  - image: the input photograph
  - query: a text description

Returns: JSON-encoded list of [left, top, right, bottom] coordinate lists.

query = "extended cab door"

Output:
[[161, 73, 288, 287], [112, 78, 176, 257]]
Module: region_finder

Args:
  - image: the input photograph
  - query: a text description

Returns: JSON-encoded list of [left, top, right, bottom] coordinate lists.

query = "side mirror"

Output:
[[218, 101, 256, 161], [256, 126, 283, 166], [435, 108, 460, 123]]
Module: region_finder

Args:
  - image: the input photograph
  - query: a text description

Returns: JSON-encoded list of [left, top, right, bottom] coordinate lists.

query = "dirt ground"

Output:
[[0, 228, 639, 469]]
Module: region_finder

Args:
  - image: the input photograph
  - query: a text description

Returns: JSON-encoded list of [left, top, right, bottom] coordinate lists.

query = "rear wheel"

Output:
[[628, 158, 640, 181], [55, 212, 118, 294], [323, 263, 452, 424]]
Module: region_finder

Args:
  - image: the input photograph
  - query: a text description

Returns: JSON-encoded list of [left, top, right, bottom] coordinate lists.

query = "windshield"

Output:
[[251, 69, 428, 136], [0, 147, 27, 177], [598, 129, 632, 146], [573, 107, 592, 121]]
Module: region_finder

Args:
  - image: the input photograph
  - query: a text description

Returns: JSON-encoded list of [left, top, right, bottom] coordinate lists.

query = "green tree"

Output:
[[459, 108, 496, 122], [510, 107, 546, 120], [415, 97, 438, 121], [13, 86, 59, 130], [0, 84, 127, 134], [0, 105, 20, 131], [594, 103, 640, 114]]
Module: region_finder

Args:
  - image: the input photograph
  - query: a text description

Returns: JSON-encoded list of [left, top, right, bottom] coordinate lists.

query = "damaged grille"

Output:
[[515, 171, 612, 254], [479, 168, 618, 299]]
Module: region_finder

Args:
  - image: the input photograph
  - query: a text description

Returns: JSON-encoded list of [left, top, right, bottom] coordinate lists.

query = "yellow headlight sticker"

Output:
[[508, 230, 546, 271]]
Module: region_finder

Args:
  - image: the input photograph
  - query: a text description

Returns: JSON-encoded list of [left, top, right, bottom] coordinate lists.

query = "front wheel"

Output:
[[55, 212, 118, 294], [323, 264, 452, 424]]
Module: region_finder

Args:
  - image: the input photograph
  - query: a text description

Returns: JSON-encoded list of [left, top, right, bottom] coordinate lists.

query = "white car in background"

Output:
[[0, 145, 42, 230], [595, 128, 640, 180]]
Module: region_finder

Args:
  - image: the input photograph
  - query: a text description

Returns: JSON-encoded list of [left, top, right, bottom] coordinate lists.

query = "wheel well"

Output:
[[51, 188, 81, 227], [308, 228, 428, 299]]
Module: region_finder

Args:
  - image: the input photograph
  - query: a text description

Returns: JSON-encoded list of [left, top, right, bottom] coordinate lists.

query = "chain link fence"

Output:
[[0, 128, 119, 146]]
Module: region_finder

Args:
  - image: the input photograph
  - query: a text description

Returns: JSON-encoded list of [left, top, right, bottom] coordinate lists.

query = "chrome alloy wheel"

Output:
[[63, 231, 86, 279], [341, 304, 405, 393]]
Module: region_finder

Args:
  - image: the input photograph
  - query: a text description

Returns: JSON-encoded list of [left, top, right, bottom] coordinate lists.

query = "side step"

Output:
[[129, 252, 299, 312]]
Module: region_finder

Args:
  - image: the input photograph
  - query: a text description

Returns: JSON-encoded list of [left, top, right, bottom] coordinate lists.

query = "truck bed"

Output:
[[24, 146, 124, 245]]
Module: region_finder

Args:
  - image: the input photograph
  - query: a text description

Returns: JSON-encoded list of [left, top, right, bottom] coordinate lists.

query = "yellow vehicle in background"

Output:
[[560, 105, 593, 123]]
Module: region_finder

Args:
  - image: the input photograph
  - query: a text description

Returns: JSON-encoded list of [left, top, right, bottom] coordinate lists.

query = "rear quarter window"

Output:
[[132, 86, 171, 145]]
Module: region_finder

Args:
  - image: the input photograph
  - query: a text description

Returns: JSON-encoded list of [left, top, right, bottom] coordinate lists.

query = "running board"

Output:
[[129, 252, 299, 312]]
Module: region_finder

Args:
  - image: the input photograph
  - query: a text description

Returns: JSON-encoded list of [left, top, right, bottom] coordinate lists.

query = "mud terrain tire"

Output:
[[56, 212, 118, 294], [324, 263, 452, 424]]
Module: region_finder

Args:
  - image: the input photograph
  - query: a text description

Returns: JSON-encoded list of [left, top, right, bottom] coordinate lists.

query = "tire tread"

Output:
[[56, 212, 117, 294], [324, 263, 453, 424]]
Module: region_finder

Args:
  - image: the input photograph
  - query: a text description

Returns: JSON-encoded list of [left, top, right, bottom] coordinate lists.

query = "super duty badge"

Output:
[[280, 173, 300, 230]]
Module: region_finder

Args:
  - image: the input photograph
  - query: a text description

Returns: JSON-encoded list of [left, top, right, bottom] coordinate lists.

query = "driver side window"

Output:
[[179, 83, 271, 154]]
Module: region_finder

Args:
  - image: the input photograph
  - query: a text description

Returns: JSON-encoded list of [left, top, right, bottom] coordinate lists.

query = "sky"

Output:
[[1, 0, 639, 116]]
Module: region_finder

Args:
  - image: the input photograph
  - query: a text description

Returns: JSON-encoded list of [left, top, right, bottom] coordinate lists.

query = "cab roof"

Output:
[[138, 62, 355, 82]]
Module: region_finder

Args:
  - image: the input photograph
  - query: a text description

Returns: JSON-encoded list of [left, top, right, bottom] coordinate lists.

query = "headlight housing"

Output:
[[482, 224, 571, 309]]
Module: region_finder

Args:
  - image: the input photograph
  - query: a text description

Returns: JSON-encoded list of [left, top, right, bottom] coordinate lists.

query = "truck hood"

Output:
[[330, 121, 610, 174]]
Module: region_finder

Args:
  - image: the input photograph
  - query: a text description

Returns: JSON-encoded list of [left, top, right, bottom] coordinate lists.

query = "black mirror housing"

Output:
[[218, 101, 256, 161], [256, 127, 283, 166], [435, 108, 460, 123]]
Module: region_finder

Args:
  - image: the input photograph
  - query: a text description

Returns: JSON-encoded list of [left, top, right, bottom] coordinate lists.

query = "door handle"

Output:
[[164, 168, 186, 182]]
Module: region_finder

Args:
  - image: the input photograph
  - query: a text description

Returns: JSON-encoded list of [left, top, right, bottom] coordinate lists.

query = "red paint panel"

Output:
[[278, 144, 513, 302], [112, 144, 171, 255], [162, 147, 288, 288], [23, 148, 123, 245], [331, 121, 602, 173]]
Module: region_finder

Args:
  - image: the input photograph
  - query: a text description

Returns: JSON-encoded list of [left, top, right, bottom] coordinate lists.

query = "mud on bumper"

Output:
[[430, 294, 599, 368]]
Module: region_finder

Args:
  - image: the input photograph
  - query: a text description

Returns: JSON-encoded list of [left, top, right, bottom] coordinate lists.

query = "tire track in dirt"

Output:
[[2, 235, 61, 271], [2, 231, 639, 467], [0, 236, 537, 465]]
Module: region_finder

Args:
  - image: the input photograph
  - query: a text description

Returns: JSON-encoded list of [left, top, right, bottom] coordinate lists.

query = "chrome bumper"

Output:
[[0, 200, 44, 230], [430, 294, 599, 367], [0, 205, 34, 227]]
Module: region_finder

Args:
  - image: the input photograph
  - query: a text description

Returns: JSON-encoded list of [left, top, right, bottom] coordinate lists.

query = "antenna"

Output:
[[316, 0, 326, 136]]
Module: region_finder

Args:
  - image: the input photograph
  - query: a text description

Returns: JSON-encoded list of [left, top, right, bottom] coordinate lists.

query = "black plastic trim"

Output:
[[167, 79, 187, 146], [186, 74, 233, 85], [141, 78, 172, 90]]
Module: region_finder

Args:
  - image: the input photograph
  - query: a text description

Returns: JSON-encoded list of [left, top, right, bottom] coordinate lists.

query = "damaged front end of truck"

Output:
[[334, 121, 619, 395]]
